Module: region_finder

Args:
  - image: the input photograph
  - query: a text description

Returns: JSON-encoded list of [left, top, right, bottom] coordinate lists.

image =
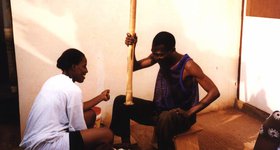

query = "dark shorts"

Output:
[[69, 131, 84, 150]]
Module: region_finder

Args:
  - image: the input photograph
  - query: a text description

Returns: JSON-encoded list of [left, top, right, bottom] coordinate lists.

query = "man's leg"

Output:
[[84, 109, 96, 128], [156, 111, 194, 150], [110, 95, 131, 143], [110, 95, 156, 144], [80, 127, 113, 150], [70, 129, 113, 150]]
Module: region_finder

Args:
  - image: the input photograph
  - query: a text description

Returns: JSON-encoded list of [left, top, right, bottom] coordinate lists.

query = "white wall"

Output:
[[240, 16, 280, 114], [11, 0, 242, 137]]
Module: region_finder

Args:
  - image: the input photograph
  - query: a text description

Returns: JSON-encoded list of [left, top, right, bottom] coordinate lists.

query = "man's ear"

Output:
[[71, 64, 76, 71]]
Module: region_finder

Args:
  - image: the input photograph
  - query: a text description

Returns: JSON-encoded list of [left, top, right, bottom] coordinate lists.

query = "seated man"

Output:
[[254, 110, 280, 150], [110, 31, 220, 150]]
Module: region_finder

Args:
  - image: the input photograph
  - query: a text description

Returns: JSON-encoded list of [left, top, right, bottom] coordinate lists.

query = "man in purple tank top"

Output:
[[110, 31, 220, 150]]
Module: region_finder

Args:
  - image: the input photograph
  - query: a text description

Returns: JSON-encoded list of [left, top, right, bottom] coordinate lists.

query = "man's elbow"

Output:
[[213, 88, 220, 100]]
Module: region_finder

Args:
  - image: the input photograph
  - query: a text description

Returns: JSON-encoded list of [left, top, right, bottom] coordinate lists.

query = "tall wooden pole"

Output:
[[125, 0, 137, 105]]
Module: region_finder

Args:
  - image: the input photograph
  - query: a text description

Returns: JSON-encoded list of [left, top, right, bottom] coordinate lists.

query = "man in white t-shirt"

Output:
[[20, 48, 113, 150]]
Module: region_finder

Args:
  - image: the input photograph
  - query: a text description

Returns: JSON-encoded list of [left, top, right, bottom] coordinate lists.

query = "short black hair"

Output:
[[152, 31, 176, 52], [56, 48, 85, 71]]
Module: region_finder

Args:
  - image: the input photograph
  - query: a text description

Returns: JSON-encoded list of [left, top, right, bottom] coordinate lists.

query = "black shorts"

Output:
[[69, 131, 84, 150]]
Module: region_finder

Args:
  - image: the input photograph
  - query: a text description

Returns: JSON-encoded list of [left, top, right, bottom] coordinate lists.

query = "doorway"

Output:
[[0, 0, 19, 124]]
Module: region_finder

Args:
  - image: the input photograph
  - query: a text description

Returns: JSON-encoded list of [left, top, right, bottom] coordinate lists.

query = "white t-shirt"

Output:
[[20, 74, 87, 150]]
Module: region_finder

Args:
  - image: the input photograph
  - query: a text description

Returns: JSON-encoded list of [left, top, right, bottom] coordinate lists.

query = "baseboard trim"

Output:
[[234, 99, 270, 122]]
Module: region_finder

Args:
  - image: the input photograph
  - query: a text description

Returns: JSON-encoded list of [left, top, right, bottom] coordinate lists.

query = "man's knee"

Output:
[[157, 111, 190, 135], [103, 128, 114, 144], [158, 111, 175, 124], [114, 95, 126, 106], [85, 110, 97, 128]]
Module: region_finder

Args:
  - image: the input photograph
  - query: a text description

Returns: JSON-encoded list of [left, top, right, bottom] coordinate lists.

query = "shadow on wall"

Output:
[[240, 62, 273, 114], [249, 89, 272, 113]]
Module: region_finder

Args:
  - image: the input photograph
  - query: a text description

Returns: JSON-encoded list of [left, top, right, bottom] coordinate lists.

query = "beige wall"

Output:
[[11, 0, 242, 137]]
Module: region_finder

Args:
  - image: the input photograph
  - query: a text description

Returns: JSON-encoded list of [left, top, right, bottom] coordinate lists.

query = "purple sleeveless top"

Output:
[[153, 54, 199, 112]]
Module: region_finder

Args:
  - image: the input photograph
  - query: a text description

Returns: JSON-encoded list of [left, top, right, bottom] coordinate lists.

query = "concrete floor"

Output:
[[197, 108, 264, 150], [129, 108, 265, 150], [0, 107, 266, 150]]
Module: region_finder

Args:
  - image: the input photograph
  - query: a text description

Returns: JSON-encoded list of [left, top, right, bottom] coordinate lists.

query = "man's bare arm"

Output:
[[183, 60, 220, 117]]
